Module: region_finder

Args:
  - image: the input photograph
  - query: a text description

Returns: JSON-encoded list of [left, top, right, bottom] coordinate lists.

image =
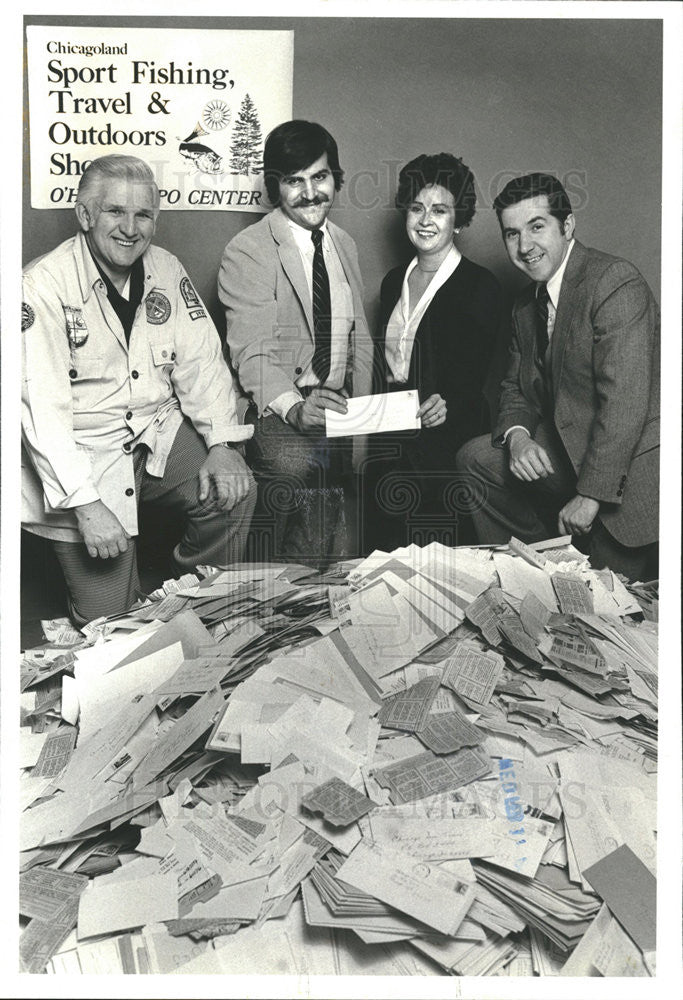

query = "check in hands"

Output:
[[288, 389, 447, 432]]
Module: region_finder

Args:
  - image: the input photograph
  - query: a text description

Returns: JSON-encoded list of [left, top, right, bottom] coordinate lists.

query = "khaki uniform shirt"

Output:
[[22, 233, 251, 542]]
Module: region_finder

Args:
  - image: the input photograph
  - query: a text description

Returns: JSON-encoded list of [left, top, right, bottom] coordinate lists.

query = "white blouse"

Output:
[[384, 245, 462, 383]]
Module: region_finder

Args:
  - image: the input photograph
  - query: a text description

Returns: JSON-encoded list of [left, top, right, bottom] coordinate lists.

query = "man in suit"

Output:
[[456, 173, 659, 579], [218, 120, 373, 564]]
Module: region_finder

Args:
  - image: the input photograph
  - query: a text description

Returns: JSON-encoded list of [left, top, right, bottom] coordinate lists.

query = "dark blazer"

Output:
[[494, 240, 660, 547], [376, 255, 507, 459]]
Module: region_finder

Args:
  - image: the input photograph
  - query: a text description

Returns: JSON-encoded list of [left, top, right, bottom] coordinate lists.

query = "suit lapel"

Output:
[[268, 210, 314, 338], [550, 240, 588, 395], [515, 291, 542, 397], [326, 221, 363, 318]]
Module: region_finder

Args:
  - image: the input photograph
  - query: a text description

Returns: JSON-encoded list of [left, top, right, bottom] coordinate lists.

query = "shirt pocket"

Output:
[[150, 342, 177, 367], [69, 356, 104, 383]]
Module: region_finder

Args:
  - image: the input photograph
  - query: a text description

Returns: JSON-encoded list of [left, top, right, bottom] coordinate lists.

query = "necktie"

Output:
[[311, 228, 332, 383], [535, 282, 550, 363]]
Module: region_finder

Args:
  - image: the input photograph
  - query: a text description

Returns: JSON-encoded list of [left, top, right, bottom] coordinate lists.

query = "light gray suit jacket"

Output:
[[218, 208, 373, 420], [494, 241, 660, 547]]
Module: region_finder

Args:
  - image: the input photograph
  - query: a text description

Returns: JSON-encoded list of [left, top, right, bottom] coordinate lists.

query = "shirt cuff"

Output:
[[502, 425, 531, 445], [204, 424, 254, 448], [267, 390, 305, 423], [48, 484, 101, 510]]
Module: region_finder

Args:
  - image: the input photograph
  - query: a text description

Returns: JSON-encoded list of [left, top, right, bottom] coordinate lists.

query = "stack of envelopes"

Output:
[[472, 860, 601, 951]]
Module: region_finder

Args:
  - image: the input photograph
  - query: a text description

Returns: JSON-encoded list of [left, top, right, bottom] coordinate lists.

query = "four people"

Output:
[[21, 135, 662, 626], [363, 152, 505, 552]]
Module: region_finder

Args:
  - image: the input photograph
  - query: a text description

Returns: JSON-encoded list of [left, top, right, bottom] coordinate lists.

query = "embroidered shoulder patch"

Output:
[[180, 276, 200, 309], [146, 290, 172, 325], [22, 302, 35, 331], [188, 308, 207, 321]]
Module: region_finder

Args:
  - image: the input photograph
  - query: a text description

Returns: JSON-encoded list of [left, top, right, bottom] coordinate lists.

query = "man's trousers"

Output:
[[456, 422, 656, 581], [245, 412, 349, 567], [53, 418, 256, 625]]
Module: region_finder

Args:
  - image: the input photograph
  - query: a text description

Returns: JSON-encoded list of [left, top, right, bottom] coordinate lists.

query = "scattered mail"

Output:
[[18, 539, 658, 978]]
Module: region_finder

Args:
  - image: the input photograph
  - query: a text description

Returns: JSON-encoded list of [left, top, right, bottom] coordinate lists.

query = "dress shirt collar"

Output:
[[286, 215, 330, 253], [543, 238, 575, 309], [384, 244, 463, 383]]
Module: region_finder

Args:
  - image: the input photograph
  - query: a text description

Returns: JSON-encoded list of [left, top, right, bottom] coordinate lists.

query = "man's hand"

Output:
[[199, 446, 254, 510], [558, 494, 600, 536], [74, 500, 130, 559], [286, 388, 348, 432], [417, 393, 447, 428], [508, 428, 555, 481]]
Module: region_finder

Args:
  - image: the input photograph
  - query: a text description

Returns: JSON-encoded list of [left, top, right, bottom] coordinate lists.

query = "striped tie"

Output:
[[311, 228, 332, 383]]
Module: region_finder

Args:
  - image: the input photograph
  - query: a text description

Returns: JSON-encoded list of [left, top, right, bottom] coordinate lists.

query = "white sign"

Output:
[[26, 26, 293, 212]]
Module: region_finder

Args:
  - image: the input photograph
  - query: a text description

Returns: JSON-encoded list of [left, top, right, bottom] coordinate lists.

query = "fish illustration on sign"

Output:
[[178, 123, 223, 174], [178, 103, 232, 175]]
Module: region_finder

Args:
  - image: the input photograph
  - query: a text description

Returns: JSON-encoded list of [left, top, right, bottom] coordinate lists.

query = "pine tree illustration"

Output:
[[229, 94, 264, 175]]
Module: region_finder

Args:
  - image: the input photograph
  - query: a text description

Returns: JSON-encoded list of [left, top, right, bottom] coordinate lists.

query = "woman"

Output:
[[362, 152, 506, 553]]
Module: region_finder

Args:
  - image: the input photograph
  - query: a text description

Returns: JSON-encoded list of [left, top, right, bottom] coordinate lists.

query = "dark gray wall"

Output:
[[23, 15, 662, 336]]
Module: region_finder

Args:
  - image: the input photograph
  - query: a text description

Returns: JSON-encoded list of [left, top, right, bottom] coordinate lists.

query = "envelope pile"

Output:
[[19, 539, 657, 977]]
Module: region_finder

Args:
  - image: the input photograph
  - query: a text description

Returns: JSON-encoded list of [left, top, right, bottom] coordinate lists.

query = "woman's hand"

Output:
[[417, 393, 447, 428]]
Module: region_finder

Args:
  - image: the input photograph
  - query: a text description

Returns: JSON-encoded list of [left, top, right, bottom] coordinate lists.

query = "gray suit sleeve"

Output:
[[218, 237, 300, 417], [576, 260, 657, 503]]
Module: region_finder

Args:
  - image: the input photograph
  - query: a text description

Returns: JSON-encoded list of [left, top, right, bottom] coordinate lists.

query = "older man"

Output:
[[22, 154, 255, 625], [456, 173, 659, 579], [218, 119, 373, 564]]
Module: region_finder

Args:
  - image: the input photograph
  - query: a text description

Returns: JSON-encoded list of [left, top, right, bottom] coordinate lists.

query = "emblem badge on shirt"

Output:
[[63, 305, 89, 347], [179, 276, 206, 320], [145, 290, 172, 325], [180, 276, 199, 307], [22, 302, 35, 331]]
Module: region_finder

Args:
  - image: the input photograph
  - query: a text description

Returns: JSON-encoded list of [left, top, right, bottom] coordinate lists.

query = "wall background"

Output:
[[23, 14, 663, 337]]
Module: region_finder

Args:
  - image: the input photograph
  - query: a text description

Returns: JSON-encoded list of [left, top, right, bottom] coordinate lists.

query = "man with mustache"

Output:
[[456, 173, 659, 579], [219, 120, 373, 563]]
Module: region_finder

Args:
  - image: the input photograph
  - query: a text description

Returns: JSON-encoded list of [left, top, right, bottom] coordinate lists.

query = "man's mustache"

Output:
[[292, 195, 330, 208]]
